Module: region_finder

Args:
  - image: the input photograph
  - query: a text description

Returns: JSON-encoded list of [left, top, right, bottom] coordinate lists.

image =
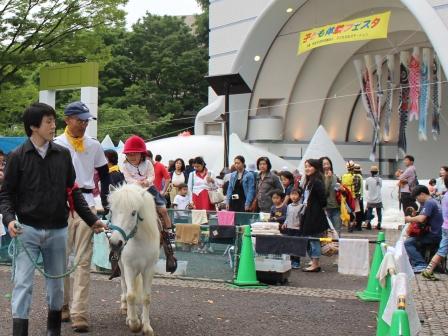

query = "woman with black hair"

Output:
[[301, 159, 329, 272], [187, 156, 216, 210], [169, 158, 189, 203], [320, 156, 342, 234], [253, 157, 283, 213], [226, 155, 255, 212]]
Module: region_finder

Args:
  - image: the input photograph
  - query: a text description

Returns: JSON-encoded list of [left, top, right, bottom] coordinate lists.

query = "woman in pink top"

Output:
[[422, 175, 448, 280], [187, 157, 216, 211]]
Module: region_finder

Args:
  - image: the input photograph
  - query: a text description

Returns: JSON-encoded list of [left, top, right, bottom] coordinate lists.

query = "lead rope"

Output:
[[8, 223, 80, 281]]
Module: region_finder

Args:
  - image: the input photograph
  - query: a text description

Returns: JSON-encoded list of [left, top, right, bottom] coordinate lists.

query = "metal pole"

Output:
[[378, 137, 382, 175], [224, 83, 230, 168]]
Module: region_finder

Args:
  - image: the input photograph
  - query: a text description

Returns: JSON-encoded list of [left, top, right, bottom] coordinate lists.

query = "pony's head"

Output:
[[107, 183, 159, 251]]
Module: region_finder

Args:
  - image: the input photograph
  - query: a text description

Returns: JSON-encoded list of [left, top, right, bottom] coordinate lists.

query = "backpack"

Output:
[[408, 167, 419, 192]]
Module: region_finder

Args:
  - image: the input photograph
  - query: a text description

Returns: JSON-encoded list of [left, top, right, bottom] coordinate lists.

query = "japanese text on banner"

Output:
[[298, 11, 391, 55]]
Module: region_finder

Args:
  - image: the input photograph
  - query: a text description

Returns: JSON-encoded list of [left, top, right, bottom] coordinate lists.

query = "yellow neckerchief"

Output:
[[109, 165, 120, 173], [64, 127, 85, 153]]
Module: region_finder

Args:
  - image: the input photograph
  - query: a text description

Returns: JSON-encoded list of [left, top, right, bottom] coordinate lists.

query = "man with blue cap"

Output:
[[54, 101, 110, 332]]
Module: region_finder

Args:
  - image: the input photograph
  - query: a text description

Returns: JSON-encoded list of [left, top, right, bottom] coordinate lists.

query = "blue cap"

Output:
[[64, 101, 96, 120]]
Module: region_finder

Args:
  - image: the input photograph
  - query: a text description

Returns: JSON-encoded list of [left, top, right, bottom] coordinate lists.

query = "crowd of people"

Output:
[[138, 147, 448, 281], [0, 101, 447, 335]]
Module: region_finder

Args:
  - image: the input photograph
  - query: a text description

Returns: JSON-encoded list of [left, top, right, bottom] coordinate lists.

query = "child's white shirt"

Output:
[[173, 194, 190, 210]]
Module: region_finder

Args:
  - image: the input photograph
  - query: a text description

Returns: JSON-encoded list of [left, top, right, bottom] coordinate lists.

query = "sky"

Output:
[[125, 0, 202, 27]]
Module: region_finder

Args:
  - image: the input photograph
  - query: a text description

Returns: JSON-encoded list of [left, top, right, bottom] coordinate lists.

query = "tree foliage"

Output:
[[98, 14, 208, 141], [0, 0, 126, 86], [0, 1, 210, 143], [195, 0, 209, 47]]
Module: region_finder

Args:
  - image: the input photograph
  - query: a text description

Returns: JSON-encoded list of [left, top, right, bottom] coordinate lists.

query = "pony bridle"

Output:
[[106, 210, 144, 251]]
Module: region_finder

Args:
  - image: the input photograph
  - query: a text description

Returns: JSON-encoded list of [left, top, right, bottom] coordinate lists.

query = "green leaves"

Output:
[[0, 0, 127, 84], [0, 3, 209, 143], [97, 104, 173, 142], [99, 13, 208, 141]]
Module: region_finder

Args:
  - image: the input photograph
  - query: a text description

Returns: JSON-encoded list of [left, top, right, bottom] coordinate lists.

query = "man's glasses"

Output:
[[72, 118, 89, 124]]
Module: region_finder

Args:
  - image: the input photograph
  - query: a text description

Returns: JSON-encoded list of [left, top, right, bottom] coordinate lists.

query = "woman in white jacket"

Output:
[[188, 156, 216, 210]]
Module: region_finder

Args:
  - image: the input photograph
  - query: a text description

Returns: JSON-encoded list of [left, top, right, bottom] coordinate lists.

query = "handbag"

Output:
[[208, 188, 225, 204], [206, 171, 225, 204]]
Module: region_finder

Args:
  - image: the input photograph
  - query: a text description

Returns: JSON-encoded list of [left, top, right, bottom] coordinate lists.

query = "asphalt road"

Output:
[[0, 258, 378, 336], [0, 228, 384, 335]]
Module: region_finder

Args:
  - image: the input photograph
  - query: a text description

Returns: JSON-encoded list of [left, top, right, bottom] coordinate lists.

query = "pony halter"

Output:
[[106, 210, 144, 245]]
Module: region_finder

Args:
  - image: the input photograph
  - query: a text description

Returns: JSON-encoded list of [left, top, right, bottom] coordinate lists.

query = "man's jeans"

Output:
[[404, 232, 441, 267], [12, 224, 67, 319]]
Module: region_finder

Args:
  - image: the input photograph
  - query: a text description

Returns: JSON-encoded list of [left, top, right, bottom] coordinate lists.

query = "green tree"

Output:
[[99, 14, 208, 141], [195, 0, 209, 47], [97, 104, 173, 142], [0, 68, 39, 135], [0, 0, 127, 88]]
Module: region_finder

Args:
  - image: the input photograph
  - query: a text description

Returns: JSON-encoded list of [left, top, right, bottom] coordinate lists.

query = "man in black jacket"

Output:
[[0, 103, 105, 336]]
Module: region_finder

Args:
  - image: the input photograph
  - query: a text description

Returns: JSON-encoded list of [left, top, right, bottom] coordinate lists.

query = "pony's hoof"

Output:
[[128, 319, 142, 333], [142, 324, 154, 336]]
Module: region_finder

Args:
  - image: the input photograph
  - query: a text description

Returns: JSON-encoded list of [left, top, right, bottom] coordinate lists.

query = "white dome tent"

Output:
[[144, 133, 294, 175], [298, 125, 346, 176]]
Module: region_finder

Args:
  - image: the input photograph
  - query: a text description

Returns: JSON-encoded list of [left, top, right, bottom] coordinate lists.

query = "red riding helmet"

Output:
[[123, 135, 147, 154]]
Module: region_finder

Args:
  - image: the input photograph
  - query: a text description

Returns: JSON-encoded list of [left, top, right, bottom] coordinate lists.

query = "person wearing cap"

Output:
[[364, 166, 383, 230], [54, 101, 111, 332], [353, 164, 364, 231], [0, 103, 106, 336]]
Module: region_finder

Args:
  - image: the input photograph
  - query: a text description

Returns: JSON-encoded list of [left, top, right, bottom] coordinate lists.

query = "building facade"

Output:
[[195, 0, 448, 177]]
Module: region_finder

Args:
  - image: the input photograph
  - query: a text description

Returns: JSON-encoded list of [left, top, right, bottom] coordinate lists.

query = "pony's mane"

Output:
[[109, 184, 160, 241]]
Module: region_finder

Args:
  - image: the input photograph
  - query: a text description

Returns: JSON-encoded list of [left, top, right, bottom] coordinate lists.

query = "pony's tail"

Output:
[[133, 274, 144, 304]]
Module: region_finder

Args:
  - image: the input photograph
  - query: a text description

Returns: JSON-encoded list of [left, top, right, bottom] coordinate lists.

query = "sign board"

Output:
[[298, 11, 391, 54]]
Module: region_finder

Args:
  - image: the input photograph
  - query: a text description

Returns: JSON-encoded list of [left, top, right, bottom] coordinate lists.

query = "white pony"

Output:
[[108, 184, 160, 335]]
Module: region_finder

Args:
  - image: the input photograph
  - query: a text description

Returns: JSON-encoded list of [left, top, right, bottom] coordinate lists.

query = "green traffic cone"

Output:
[[389, 296, 411, 336], [357, 231, 385, 302], [233, 225, 265, 287], [376, 272, 392, 336]]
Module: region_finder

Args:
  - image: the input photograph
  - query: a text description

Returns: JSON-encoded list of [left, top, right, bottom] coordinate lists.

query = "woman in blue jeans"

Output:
[[300, 159, 329, 272], [320, 156, 342, 235]]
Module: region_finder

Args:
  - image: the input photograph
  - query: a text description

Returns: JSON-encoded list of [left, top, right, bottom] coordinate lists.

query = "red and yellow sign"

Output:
[[298, 11, 391, 55]]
